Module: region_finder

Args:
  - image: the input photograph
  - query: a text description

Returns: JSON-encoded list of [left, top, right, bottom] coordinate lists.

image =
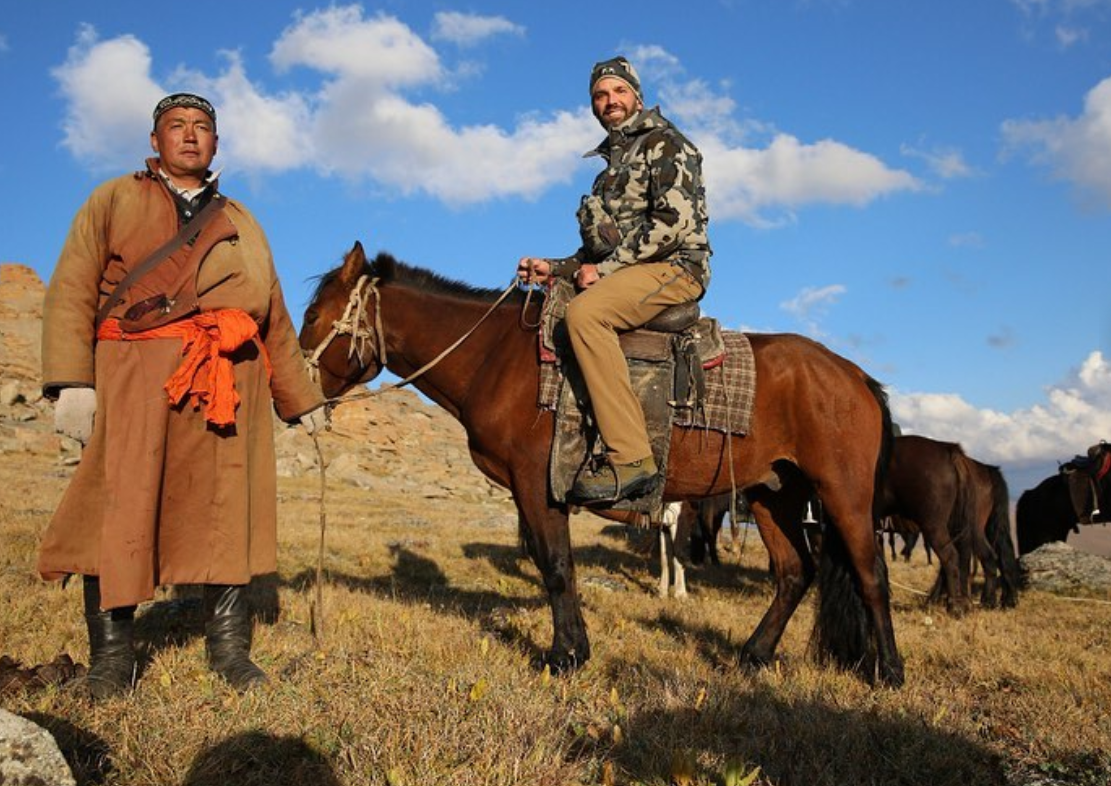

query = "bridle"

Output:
[[1060, 443, 1111, 521], [303, 273, 521, 403], [303, 274, 386, 386]]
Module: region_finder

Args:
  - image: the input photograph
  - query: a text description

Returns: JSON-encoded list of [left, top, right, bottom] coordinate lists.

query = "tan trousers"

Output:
[[565, 262, 703, 464]]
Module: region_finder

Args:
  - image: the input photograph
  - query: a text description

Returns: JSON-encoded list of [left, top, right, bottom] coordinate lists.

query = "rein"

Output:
[[304, 274, 521, 406], [301, 274, 521, 639]]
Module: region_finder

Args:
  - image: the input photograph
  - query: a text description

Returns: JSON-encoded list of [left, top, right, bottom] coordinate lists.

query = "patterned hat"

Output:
[[152, 93, 217, 129], [589, 56, 641, 100]]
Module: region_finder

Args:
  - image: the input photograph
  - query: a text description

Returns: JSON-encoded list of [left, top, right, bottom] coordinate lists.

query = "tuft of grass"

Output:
[[3, 437, 1111, 785]]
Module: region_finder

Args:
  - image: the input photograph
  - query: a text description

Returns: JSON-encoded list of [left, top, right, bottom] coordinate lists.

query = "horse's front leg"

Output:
[[513, 485, 590, 673]]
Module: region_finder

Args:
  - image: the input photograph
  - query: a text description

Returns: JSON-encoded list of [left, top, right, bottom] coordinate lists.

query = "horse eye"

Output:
[[304, 308, 319, 324]]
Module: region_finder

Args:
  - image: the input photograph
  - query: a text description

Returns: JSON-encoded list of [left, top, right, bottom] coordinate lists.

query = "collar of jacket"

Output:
[[142, 156, 220, 195], [583, 106, 669, 160]]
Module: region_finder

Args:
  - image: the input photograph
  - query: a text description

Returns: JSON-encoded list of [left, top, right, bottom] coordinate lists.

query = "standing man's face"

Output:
[[592, 77, 642, 129], [150, 108, 218, 186]]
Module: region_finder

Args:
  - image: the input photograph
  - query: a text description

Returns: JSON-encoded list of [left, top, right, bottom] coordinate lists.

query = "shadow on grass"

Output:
[[280, 534, 787, 670], [591, 669, 1010, 786], [22, 712, 113, 785], [181, 730, 341, 786]]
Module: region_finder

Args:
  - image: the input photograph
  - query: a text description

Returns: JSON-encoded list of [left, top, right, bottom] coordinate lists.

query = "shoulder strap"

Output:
[[95, 194, 227, 328]]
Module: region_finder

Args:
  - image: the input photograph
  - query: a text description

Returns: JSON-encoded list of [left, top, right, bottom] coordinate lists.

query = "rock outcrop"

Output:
[[0, 708, 77, 786], [1020, 541, 1111, 595]]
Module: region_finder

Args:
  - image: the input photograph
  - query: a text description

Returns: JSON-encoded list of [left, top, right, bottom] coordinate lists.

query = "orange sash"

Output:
[[97, 309, 272, 427]]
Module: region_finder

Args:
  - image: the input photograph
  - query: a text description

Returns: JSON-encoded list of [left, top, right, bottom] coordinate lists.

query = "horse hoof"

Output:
[[879, 664, 905, 689], [536, 650, 587, 675]]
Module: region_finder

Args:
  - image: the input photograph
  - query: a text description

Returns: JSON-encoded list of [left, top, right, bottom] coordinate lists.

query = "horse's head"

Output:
[[1059, 440, 1111, 524], [299, 241, 391, 399]]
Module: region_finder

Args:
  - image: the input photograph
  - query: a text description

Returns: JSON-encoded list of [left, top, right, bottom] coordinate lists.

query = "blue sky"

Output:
[[2, 0, 1111, 496]]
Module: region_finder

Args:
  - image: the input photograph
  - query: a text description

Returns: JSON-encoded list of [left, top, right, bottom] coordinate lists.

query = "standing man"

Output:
[[39, 92, 327, 698], [518, 56, 712, 504]]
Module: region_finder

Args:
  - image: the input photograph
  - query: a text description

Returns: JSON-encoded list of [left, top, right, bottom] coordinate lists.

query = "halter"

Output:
[[1060, 444, 1111, 521], [303, 274, 386, 384], [303, 272, 521, 402]]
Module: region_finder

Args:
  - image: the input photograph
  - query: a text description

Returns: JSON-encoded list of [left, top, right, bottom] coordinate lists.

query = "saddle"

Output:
[[538, 279, 732, 514]]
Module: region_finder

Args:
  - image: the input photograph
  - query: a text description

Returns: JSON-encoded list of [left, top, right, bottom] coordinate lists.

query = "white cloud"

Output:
[[1056, 24, 1088, 46], [900, 142, 977, 180], [270, 7, 441, 86], [780, 284, 847, 337], [430, 12, 525, 47], [50, 9, 924, 216], [891, 350, 1111, 468], [53, 25, 165, 168], [1001, 75, 1111, 208], [701, 134, 922, 225]]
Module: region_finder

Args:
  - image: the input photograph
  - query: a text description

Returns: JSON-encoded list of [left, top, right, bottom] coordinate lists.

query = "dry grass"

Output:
[[3, 445, 1111, 786]]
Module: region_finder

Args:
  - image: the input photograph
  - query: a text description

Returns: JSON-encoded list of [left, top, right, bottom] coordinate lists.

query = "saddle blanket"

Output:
[[538, 330, 756, 437]]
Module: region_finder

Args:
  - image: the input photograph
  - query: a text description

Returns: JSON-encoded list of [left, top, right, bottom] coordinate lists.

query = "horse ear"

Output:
[[339, 241, 366, 285]]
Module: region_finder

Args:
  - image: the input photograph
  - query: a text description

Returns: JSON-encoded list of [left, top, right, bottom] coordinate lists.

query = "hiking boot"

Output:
[[570, 456, 660, 505], [79, 576, 137, 700]]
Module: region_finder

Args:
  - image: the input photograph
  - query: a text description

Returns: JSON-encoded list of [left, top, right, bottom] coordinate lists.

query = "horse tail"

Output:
[[986, 465, 1021, 607], [868, 376, 894, 525], [811, 375, 892, 681], [813, 519, 881, 680]]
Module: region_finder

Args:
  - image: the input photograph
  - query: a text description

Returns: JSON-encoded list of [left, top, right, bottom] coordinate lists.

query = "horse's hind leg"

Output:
[[739, 486, 814, 670], [819, 484, 905, 687]]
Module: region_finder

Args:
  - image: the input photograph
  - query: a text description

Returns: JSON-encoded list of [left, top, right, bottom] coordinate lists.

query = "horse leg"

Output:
[[667, 525, 688, 599], [921, 522, 971, 616], [513, 486, 589, 672], [669, 503, 689, 599], [972, 527, 1002, 608], [657, 527, 670, 598], [739, 488, 814, 670]]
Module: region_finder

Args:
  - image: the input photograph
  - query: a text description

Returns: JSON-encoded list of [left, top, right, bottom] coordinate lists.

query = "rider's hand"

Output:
[[517, 257, 551, 286], [575, 263, 600, 289], [55, 387, 97, 444]]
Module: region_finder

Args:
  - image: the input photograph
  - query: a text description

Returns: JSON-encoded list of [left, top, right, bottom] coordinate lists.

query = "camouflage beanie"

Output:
[[589, 56, 641, 100]]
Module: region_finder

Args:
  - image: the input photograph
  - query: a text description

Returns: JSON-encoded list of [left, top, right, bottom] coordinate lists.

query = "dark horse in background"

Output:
[[1016, 441, 1109, 555], [300, 243, 904, 686], [1016, 474, 1077, 555], [880, 435, 1020, 613]]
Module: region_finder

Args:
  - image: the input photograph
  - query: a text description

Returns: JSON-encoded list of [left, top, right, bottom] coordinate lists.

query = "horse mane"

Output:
[[311, 250, 523, 305]]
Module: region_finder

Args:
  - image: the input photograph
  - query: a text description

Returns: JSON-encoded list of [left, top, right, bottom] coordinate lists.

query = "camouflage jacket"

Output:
[[553, 107, 711, 290]]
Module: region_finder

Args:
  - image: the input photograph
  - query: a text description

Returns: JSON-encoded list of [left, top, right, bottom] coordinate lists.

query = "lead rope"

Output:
[[310, 433, 327, 644], [304, 276, 523, 640]]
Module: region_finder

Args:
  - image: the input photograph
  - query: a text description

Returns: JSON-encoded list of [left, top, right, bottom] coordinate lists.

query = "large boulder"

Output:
[[0, 708, 76, 786]]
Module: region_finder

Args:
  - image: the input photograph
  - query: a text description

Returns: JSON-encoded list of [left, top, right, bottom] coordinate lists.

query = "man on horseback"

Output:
[[517, 56, 712, 504]]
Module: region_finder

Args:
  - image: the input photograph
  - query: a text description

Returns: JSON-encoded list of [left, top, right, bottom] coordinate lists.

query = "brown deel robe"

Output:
[[38, 160, 323, 610]]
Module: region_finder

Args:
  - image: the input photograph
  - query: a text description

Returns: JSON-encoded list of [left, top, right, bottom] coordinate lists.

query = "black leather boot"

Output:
[[203, 584, 267, 690], [81, 576, 137, 699]]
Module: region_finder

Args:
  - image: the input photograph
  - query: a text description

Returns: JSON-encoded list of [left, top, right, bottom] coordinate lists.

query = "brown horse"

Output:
[[880, 435, 1020, 614], [299, 243, 904, 686]]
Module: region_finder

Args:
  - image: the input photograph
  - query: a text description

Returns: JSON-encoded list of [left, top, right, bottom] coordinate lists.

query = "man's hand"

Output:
[[55, 387, 97, 444], [575, 263, 600, 289], [516, 257, 552, 286], [300, 406, 330, 437]]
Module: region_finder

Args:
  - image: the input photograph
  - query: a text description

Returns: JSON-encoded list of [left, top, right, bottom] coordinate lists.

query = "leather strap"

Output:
[[95, 194, 226, 329]]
